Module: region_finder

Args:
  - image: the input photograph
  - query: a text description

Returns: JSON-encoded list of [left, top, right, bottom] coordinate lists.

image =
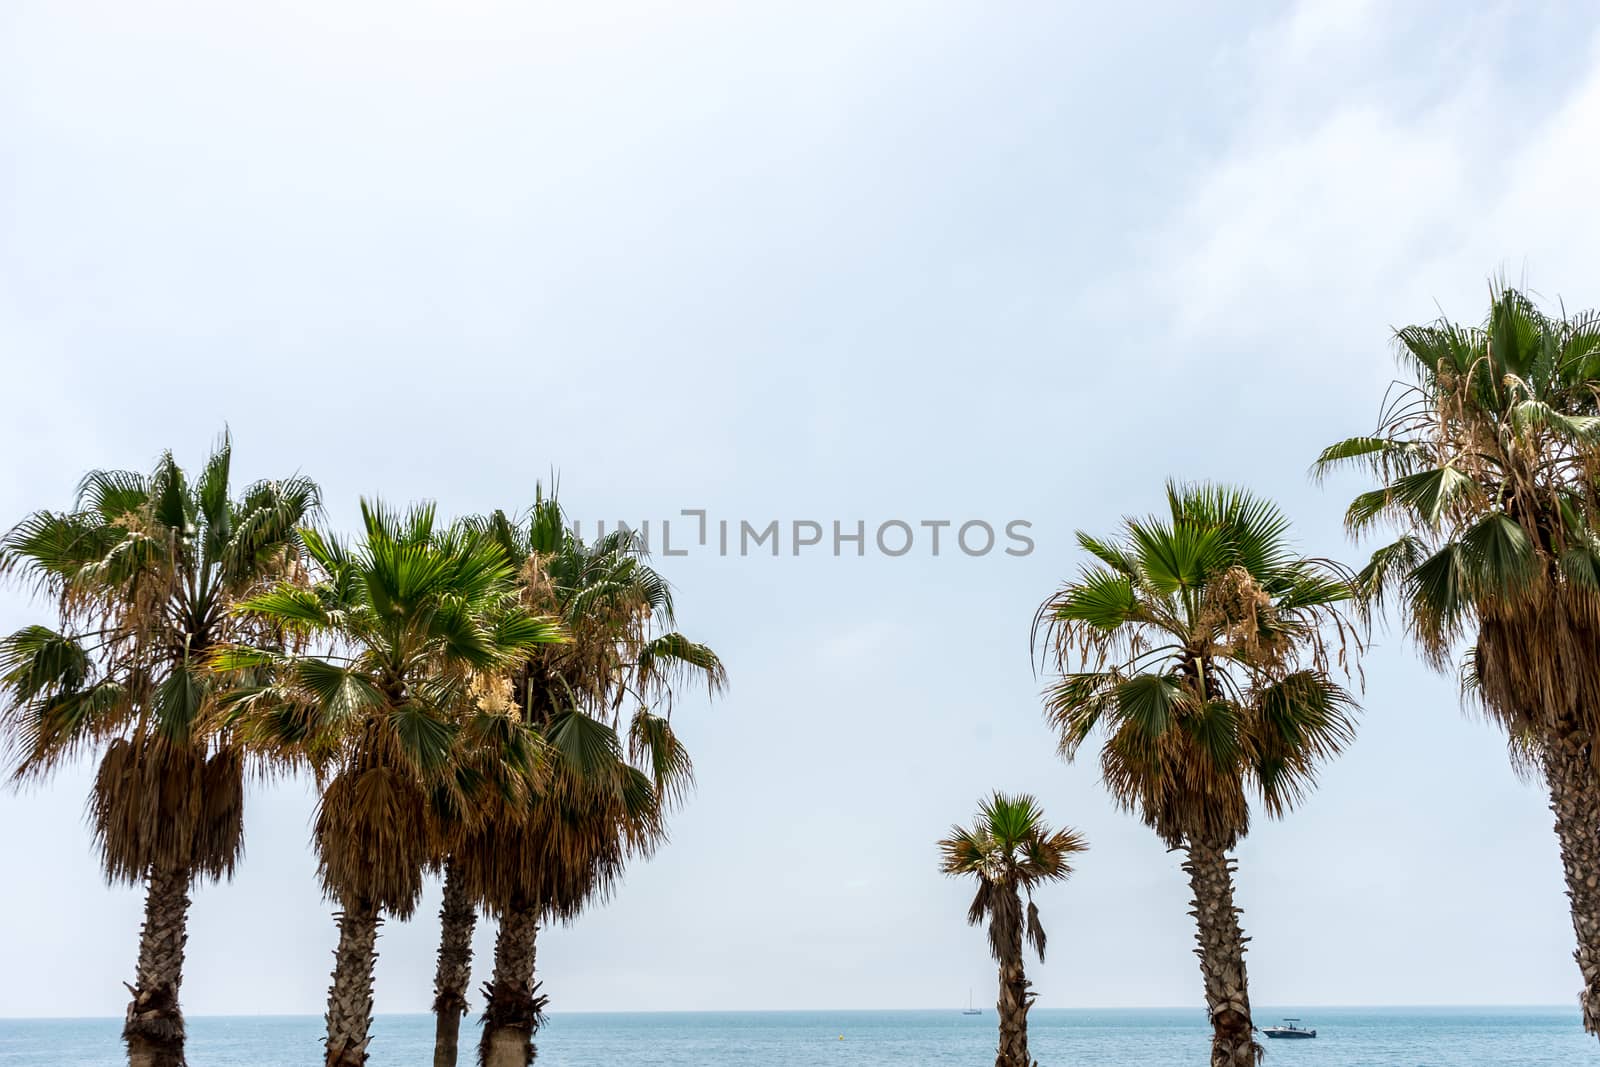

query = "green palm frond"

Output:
[[628, 710, 695, 809], [0, 510, 121, 589], [1127, 516, 1224, 594], [1054, 568, 1138, 630], [1074, 531, 1136, 574], [1311, 435, 1427, 483], [545, 708, 625, 784], [0, 626, 93, 704], [635, 632, 727, 698], [237, 585, 331, 633]]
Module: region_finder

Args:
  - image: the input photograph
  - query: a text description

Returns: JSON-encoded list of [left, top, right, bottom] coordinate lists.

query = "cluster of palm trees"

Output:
[[5, 283, 1599, 1067], [0, 454, 722, 1067], [943, 285, 1600, 1067]]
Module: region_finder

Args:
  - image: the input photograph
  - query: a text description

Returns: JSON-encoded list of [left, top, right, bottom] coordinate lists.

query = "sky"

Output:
[[3, 0, 1600, 1019]]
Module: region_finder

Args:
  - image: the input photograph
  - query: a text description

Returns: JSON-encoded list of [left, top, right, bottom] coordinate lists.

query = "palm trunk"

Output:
[[324, 898, 382, 1067], [993, 889, 1034, 1067], [124, 865, 191, 1067], [1544, 725, 1600, 1036], [433, 860, 477, 1067], [1184, 838, 1260, 1067], [478, 900, 545, 1067]]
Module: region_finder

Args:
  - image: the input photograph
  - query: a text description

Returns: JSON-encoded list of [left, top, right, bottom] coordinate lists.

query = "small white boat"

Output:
[[1260, 1018, 1316, 1039], [961, 989, 982, 1015]]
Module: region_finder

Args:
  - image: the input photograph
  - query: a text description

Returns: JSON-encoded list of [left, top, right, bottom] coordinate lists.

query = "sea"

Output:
[[0, 1007, 1584, 1066]]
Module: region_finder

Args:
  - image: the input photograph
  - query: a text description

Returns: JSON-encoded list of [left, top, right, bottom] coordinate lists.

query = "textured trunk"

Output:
[[478, 902, 545, 1067], [993, 892, 1034, 1067], [1184, 838, 1260, 1067], [433, 860, 477, 1067], [1544, 726, 1600, 1037], [124, 865, 191, 1067], [324, 898, 382, 1067]]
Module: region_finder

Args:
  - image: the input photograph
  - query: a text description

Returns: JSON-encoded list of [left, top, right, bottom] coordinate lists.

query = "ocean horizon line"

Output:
[[0, 1003, 1578, 1022]]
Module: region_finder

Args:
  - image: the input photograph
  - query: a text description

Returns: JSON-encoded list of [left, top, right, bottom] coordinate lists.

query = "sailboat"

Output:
[[962, 990, 982, 1015]]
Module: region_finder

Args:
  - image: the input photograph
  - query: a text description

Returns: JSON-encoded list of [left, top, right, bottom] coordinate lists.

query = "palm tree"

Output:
[[0, 438, 319, 1067], [222, 501, 563, 1067], [1035, 483, 1360, 1067], [452, 493, 722, 1067], [1315, 285, 1600, 1035], [938, 792, 1086, 1067]]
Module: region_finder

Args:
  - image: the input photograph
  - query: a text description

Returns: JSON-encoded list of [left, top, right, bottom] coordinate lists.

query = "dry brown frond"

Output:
[[91, 736, 244, 885], [315, 755, 432, 918]]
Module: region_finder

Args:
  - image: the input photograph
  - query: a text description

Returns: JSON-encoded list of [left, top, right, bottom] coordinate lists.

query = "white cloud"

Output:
[[1141, 3, 1600, 357]]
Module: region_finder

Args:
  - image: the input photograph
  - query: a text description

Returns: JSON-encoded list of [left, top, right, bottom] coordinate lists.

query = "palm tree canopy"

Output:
[[1036, 483, 1361, 848], [0, 437, 319, 882], [938, 792, 1087, 963], [222, 499, 564, 916], [473, 492, 725, 718], [1314, 285, 1600, 742], [456, 490, 722, 919]]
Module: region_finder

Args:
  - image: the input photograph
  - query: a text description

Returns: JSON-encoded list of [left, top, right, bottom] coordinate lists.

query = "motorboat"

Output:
[[1260, 1018, 1316, 1039]]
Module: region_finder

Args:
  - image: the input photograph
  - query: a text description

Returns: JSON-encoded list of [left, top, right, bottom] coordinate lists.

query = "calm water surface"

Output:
[[0, 1007, 1584, 1065]]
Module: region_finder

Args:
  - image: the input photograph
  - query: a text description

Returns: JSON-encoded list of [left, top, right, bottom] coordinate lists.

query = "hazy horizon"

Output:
[[0, 1004, 1582, 1021]]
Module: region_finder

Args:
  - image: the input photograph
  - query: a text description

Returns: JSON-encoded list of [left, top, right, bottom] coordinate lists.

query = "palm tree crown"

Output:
[[0, 438, 320, 879], [224, 499, 565, 916], [1314, 285, 1600, 740], [458, 493, 722, 919], [1037, 482, 1360, 848], [939, 792, 1086, 964]]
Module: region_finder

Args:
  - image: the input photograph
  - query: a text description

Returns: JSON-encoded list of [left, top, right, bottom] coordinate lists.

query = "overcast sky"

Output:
[[4, 0, 1600, 1019]]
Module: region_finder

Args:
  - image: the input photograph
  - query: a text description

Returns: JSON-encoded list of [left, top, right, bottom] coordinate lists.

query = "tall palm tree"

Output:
[[222, 501, 563, 1067], [0, 438, 319, 1067], [1315, 285, 1600, 1034], [451, 493, 722, 1067], [1036, 483, 1360, 1067], [938, 792, 1086, 1067]]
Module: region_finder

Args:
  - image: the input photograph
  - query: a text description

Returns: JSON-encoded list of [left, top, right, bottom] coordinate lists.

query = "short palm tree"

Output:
[[1315, 285, 1600, 1035], [0, 439, 318, 1067], [451, 494, 722, 1067], [222, 501, 562, 1067], [1036, 483, 1360, 1067], [938, 792, 1086, 1067]]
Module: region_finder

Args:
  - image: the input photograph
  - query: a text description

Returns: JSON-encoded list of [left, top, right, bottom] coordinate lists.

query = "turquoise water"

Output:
[[0, 1008, 1585, 1065]]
